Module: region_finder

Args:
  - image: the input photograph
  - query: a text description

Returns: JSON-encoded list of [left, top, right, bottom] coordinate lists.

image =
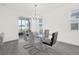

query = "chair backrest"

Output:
[[0, 32, 4, 44], [44, 29, 49, 40], [50, 32, 58, 46]]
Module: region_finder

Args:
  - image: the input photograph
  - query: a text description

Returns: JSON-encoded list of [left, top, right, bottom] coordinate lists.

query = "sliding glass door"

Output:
[[18, 17, 31, 36]]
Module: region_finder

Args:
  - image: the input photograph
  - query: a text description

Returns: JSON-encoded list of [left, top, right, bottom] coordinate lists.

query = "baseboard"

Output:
[[4, 39, 18, 44], [3, 39, 79, 47], [57, 40, 79, 47]]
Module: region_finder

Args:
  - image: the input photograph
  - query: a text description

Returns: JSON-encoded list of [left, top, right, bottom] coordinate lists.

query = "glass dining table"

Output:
[[28, 32, 46, 55]]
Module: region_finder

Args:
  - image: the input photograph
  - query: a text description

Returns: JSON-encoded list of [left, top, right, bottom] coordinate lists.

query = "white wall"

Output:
[[42, 4, 79, 46], [0, 6, 18, 42]]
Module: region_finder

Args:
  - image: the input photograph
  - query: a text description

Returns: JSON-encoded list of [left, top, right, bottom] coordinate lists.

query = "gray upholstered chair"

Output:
[[43, 29, 49, 40], [42, 32, 58, 46], [41, 32, 58, 53], [0, 32, 4, 47]]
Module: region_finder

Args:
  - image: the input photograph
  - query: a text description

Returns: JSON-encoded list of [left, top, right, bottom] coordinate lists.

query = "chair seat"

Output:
[[42, 39, 51, 44]]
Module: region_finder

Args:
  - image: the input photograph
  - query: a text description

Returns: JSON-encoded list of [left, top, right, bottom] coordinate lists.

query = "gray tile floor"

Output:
[[0, 39, 79, 55]]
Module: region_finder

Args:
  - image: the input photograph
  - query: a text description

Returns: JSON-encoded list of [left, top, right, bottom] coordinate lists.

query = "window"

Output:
[[70, 9, 79, 31], [18, 16, 31, 32], [71, 23, 78, 30]]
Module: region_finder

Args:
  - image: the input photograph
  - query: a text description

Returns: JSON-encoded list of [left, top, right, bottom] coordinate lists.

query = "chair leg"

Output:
[[39, 43, 49, 54], [23, 44, 33, 49]]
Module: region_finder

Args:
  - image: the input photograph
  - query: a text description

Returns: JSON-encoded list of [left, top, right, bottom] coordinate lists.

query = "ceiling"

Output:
[[0, 3, 65, 13]]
